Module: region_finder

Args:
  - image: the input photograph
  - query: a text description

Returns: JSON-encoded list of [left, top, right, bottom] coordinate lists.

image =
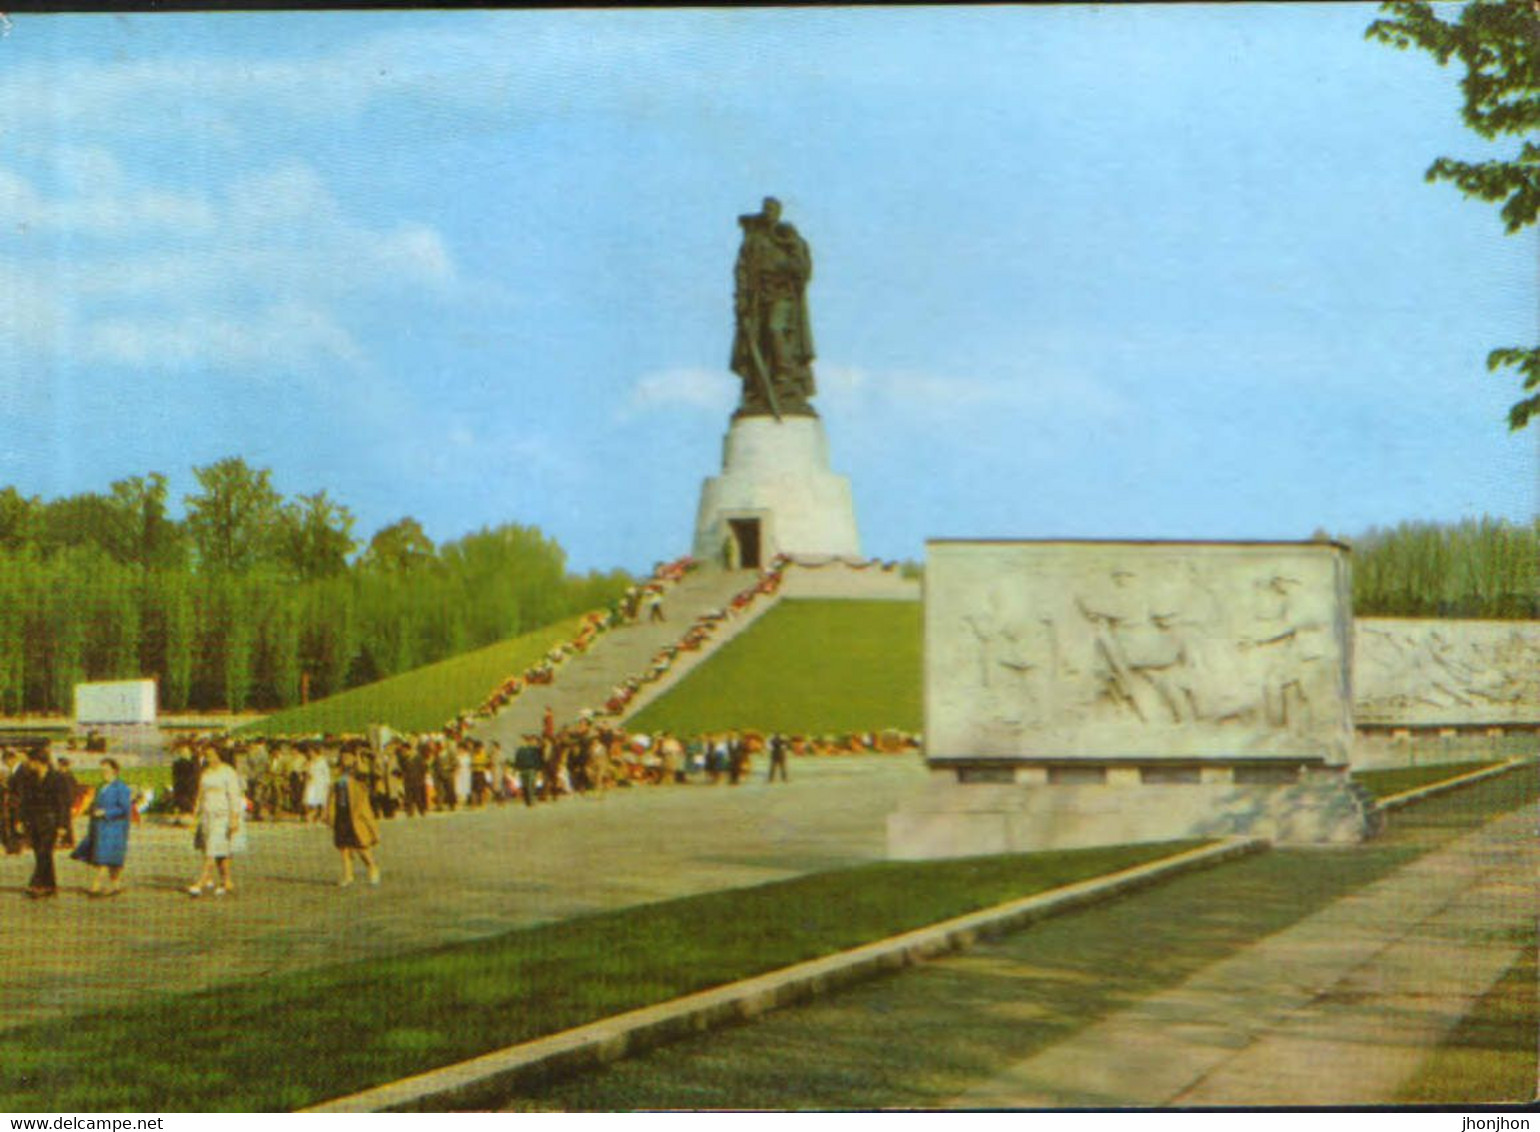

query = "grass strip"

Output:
[[235, 614, 588, 737], [0, 839, 1198, 1111], [1354, 760, 1503, 799], [69, 765, 171, 793], [1396, 925, 1539, 1104], [495, 768, 1540, 1111], [628, 599, 922, 735]]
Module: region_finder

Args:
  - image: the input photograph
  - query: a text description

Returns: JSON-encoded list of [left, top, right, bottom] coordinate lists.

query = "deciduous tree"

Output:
[[1368, 0, 1540, 428], [185, 457, 283, 573]]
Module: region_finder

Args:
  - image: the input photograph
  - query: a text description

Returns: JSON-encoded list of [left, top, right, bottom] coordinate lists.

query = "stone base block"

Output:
[[693, 417, 860, 564], [887, 768, 1376, 859]]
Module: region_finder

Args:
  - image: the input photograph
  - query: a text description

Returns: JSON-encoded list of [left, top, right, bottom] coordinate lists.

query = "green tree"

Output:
[[300, 576, 357, 699], [109, 472, 185, 570], [276, 490, 357, 580], [439, 524, 568, 646], [35, 493, 125, 560], [0, 552, 30, 714], [185, 457, 283, 573], [142, 569, 194, 712], [250, 576, 302, 709], [361, 516, 436, 573], [1368, 1, 1540, 428], [162, 573, 195, 712], [81, 555, 140, 680], [42, 555, 88, 713], [0, 487, 37, 551], [1349, 516, 1539, 618]]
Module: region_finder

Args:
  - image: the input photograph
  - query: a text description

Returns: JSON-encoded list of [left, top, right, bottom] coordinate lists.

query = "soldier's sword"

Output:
[[744, 316, 782, 422]]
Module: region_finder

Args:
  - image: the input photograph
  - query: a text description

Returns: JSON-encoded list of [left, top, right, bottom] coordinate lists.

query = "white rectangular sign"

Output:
[[74, 679, 158, 726]]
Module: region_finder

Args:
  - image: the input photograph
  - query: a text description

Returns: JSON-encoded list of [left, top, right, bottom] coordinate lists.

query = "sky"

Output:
[[0, 5, 1533, 574]]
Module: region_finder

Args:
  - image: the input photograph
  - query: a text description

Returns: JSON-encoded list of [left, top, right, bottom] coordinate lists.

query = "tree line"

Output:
[[0, 457, 631, 715], [1347, 517, 1539, 619]]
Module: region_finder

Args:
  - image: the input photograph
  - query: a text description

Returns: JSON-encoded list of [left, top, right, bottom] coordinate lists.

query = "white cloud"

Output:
[[83, 303, 362, 373], [0, 261, 66, 360], [818, 360, 1132, 423], [627, 367, 737, 415], [1, 157, 216, 240], [0, 156, 454, 378], [623, 359, 1131, 432], [0, 20, 712, 142]]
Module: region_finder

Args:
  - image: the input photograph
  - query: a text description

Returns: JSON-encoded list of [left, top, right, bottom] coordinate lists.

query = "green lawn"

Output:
[[1397, 927, 1539, 1104], [236, 615, 588, 737], [0, 839, 1196, 1112], [71, 764, 171, 793], [628, 599, 922, 735], [1354, 760, 1503, 799], [507, 765, 1540, 1111]]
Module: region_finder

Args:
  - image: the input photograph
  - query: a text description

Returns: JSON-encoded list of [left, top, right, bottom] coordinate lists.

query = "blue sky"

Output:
[[0, 6, 1532, 573]]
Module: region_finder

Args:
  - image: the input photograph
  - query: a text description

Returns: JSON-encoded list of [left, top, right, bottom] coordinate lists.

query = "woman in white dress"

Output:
[[453, 745, 472, 812], [303, 748, 332, 824], [188, 749, 245, 897]]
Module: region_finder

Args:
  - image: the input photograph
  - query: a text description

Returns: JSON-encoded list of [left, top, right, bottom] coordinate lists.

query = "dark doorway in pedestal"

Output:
[[728, 518, 762, 569]]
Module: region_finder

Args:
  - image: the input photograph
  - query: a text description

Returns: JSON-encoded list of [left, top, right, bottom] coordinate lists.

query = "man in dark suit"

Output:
[[767, 734, 790, 783], [16, 747, 68, 898], [401, 743, 429, 818], [54, 756, 80, 848], [514, 737, 542, 807]]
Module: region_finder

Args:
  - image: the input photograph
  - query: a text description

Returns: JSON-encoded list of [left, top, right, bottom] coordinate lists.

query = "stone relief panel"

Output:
[[927, 541, 1353, 763], [1354, 618, 1540, 725]]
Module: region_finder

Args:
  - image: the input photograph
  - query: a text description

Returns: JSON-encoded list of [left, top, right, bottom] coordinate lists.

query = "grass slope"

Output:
[[237, 615, 588, 737], [0, 840, 1195, 1111], [628, 599, 922, 735]]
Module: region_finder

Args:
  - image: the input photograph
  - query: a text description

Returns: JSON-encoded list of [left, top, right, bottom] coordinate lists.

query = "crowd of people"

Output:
[[2, 716, 919, 900], [3, 553, 923, 901]]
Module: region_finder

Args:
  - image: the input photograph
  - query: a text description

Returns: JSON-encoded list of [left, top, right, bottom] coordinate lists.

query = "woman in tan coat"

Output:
[[324, 749, 380, 887]]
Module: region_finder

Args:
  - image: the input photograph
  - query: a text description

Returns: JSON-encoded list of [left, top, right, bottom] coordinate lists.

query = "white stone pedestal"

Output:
[[692, 417, 860, 567]]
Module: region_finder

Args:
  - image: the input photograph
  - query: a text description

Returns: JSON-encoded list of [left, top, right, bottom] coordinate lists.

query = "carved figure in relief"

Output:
[[1232, 573, 1330, 731], [1075, 567, 1217, 725], [961, 583, 1058, 726], [1355, 623, 1540, 718]]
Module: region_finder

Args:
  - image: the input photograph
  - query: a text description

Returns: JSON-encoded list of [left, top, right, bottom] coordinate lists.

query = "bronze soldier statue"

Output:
[[731, 197, 817, 419]]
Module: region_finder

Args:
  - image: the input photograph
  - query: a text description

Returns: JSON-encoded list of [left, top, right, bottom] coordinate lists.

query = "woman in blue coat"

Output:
[[72, 758, 132, 897]]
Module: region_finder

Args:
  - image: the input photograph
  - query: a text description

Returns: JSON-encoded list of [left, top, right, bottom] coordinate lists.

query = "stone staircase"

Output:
[[470, 567, 758, 748], [469, 560, 920, 748]]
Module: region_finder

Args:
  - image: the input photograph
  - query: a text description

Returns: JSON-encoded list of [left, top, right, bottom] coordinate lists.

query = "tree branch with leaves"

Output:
[[1367, 0, 1540, 428]]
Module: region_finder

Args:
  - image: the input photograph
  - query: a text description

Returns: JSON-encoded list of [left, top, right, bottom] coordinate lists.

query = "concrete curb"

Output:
[[305, 836, 1265, 1113], [1376, 756, 1531, 812]]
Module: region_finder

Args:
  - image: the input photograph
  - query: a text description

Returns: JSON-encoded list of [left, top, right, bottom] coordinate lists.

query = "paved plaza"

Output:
[[2, 755, 926, 1030]]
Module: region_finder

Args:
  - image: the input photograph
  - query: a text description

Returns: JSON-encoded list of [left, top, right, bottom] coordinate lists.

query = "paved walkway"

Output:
[[0, 754, 925, 1032], [952, 802, 1539, 1108]]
